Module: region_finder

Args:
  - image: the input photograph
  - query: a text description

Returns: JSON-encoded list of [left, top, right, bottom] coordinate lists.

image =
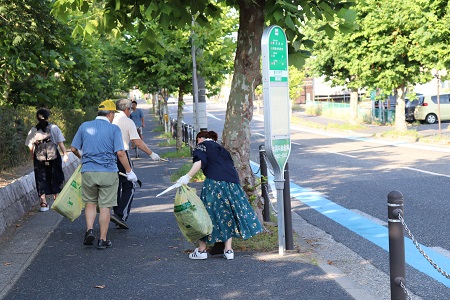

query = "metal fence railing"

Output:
[[169, 118, 196, 153]]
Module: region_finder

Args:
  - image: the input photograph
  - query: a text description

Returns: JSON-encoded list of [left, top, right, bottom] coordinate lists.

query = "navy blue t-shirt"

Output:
[[192, 140, 240, 184]]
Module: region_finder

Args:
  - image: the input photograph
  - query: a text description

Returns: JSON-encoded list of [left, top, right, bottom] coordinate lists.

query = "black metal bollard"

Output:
[[172, 119, 177, 139], [388, 191, 406, 300], [283, 162, 293, 250], [182, 123, 187, 143], [259, 145, 271, 222]]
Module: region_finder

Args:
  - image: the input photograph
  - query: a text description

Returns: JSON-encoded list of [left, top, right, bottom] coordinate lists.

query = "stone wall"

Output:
[[0, 154, 80, 236]]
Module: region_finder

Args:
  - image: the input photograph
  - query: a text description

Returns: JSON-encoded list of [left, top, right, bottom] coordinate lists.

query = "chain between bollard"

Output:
[[262, 153, 275, 176], [252, 165, 261, 175], [396, 211, 450, 279], [399, 280, 412, 300]]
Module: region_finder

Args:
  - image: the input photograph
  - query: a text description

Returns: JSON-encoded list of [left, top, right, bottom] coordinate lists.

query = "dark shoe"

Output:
[[116, 223, 129, 230], [97, 239, 112, 250], [110, 214, 129, 229], [83, 229, 95, 245], [208, 242, 225, 255]]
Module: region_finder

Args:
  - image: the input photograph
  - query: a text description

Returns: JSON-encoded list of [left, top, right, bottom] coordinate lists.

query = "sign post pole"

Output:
[[261, 25, 291, 256]]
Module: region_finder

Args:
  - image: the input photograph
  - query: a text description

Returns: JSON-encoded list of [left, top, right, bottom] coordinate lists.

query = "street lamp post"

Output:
[[431, 68, 447, 136]]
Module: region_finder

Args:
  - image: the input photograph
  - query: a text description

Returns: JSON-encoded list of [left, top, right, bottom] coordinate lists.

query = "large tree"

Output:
[[0, 0, 126, 108], [52, 0, 356, 214], [112, 8, 237, 150], [307, 0, 450, 130]]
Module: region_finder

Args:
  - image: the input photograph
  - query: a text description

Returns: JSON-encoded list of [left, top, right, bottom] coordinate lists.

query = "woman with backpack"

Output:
[[25, 109, 69, 211]]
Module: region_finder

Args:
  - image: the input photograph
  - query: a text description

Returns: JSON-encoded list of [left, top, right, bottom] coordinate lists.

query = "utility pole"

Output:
[[191, 17, 208, 133], [191, 18, 199, 133]]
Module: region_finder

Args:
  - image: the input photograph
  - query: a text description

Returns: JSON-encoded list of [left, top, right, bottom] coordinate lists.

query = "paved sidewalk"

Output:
[[0, 100, 375, 300]]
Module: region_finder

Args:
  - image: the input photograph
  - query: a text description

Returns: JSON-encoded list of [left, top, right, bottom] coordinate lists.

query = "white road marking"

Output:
[[401, 167, 450, 178], [322, 150, 357, 158]]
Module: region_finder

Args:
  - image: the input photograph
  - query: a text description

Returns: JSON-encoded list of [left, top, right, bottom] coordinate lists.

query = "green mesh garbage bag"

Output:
[[174, 185, 213, 242]]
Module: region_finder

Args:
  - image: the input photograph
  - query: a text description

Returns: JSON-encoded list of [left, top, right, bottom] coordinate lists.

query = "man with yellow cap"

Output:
[[70, 100, 137, 250]]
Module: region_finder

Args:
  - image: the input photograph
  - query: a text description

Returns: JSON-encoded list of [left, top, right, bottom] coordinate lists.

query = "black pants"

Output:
[[33, 152, 64, 197], [113, 151, 135, 221]]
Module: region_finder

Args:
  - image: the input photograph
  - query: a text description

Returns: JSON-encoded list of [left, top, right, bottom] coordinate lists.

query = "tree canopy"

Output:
[[306, 0, 450, 129], [50, 0, 357, 217], [0, 0, 128, 108]]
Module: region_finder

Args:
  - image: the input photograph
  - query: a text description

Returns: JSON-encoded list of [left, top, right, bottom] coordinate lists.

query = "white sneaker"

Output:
[[189, 248, 207, 260], [40, 203, 49, 212], [223, 249, 234, 260]]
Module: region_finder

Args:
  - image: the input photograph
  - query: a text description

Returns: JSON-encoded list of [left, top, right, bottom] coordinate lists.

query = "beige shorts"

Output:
[[82, 172, 118, 208]]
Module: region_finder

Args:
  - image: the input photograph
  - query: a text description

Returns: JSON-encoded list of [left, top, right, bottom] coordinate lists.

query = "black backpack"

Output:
[[34, 124, 58, 162]]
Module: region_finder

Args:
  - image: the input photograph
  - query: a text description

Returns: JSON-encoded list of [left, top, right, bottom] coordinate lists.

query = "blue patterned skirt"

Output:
[[199, 178, 263, 244]]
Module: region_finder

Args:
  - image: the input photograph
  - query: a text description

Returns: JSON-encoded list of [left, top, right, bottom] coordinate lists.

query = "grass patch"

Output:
[[291, 104, 304, 112], [157, 133, 176, 146], [419, 134, 450, 143], [380, 129, 419, 140], [292, 116, 365, 132], [233, 221, 279, 252], [151, 124, 165, 133], [163, 145, 192, 159], [304, 103, 322, 116], [158, 139, 176, 147], [170, 162, 205, 183]]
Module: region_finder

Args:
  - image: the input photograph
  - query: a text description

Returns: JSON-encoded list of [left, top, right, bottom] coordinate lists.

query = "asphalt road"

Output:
[[172, 100, 450, 299]]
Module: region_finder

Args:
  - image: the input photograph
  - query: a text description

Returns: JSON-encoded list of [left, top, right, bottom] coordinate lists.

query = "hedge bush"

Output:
[[0, 105, 96, 172]]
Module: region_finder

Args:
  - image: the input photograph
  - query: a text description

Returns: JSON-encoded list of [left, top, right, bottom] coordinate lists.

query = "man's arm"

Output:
[[133, 139, 153, 156], [117, 150, 132, 173], [70, 146, 81, 159], [133, 139, 160, 160]]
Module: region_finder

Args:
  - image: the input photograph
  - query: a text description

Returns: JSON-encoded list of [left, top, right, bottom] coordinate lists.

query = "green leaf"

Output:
[[318, 2, 334, 21], [285, 15, 296, 31], [81, 1, 90, 14], [273, 10, 283, 22], [144, 2, 158, 19], [337, 8, 357, 23], [288, 51, 310, 69], [317, 24, 335, 39], [85, 22, 95, 35]]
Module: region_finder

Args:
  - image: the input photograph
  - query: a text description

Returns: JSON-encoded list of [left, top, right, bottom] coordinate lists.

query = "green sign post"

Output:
[[262, 25, 291, 255]]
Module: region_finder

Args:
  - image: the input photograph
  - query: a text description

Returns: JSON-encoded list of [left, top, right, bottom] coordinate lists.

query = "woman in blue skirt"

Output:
[[177, 131, 263, 260]]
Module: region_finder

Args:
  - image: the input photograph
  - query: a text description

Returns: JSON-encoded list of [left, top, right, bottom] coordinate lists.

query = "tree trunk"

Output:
[[176, 87, 184, 151], [349, 89, 359, 124], [395, 86, 407, 131], [152, 92, 157, 113], [222, 0, 265, 221]]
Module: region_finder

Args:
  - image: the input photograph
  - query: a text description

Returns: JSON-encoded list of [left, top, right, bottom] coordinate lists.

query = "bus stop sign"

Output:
[[261, 25, 291, 179]]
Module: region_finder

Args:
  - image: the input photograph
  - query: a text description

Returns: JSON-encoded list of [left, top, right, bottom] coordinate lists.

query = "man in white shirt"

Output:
[[111, 99, 160, 229]]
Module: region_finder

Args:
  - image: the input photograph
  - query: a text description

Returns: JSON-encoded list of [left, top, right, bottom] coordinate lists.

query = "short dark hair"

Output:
[[36, 108, 50, 121], [97, 110, 112, 116], [132, 100, 137, 105], [207, 131, 218, 141], [196, 131, 208, 140]]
